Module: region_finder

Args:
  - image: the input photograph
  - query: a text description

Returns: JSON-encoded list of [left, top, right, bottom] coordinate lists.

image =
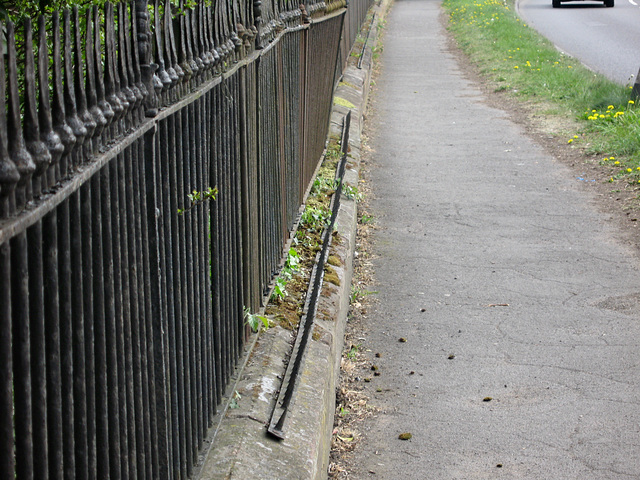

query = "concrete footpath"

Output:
[[346, 0, 640, 479]]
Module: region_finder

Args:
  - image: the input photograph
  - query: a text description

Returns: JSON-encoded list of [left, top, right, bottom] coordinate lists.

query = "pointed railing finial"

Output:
[[6, 21, 36, 209]]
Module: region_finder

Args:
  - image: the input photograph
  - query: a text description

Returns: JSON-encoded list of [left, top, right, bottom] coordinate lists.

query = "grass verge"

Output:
[[443, 0, 640, 189]]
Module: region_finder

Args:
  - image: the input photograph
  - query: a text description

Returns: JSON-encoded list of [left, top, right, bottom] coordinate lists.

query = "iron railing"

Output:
[[0, 0, 374, 477]]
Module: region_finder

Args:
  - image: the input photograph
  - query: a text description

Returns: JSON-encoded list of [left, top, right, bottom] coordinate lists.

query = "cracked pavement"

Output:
[[345, 0, 640, 478]]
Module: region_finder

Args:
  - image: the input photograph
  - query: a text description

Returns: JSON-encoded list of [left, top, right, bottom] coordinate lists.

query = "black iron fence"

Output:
[[0, 0, 373, 477]]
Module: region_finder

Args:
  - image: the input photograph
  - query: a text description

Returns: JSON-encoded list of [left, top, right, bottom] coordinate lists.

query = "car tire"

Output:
[[552, 0, 561, 7], [604, 0, 614, 7]]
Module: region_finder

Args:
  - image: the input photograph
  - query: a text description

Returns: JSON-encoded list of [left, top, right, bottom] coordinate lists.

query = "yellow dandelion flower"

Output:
[[567, 139, 573, 144], [627, 168, 633, 173], [629, 100, 635, 105], [614, 161, 620, 165]]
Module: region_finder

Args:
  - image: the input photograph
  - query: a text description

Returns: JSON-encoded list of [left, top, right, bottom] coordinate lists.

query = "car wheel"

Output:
[[552, 0, 561, 7], [604, 0, 614, 7]]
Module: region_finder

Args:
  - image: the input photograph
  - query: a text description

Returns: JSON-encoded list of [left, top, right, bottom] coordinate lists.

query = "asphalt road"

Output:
[[346, 0, 640, 477], [517, 0, 640, 85]]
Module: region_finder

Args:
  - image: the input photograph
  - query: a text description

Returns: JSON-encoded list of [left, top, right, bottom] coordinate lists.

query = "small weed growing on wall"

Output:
[[178, 186, 218, 215], [244, 307, 270, 333], [271, 247, 302, 302]]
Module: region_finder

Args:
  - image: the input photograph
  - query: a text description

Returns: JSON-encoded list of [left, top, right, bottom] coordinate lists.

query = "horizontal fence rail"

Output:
[[0, 0, 374, 477]]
